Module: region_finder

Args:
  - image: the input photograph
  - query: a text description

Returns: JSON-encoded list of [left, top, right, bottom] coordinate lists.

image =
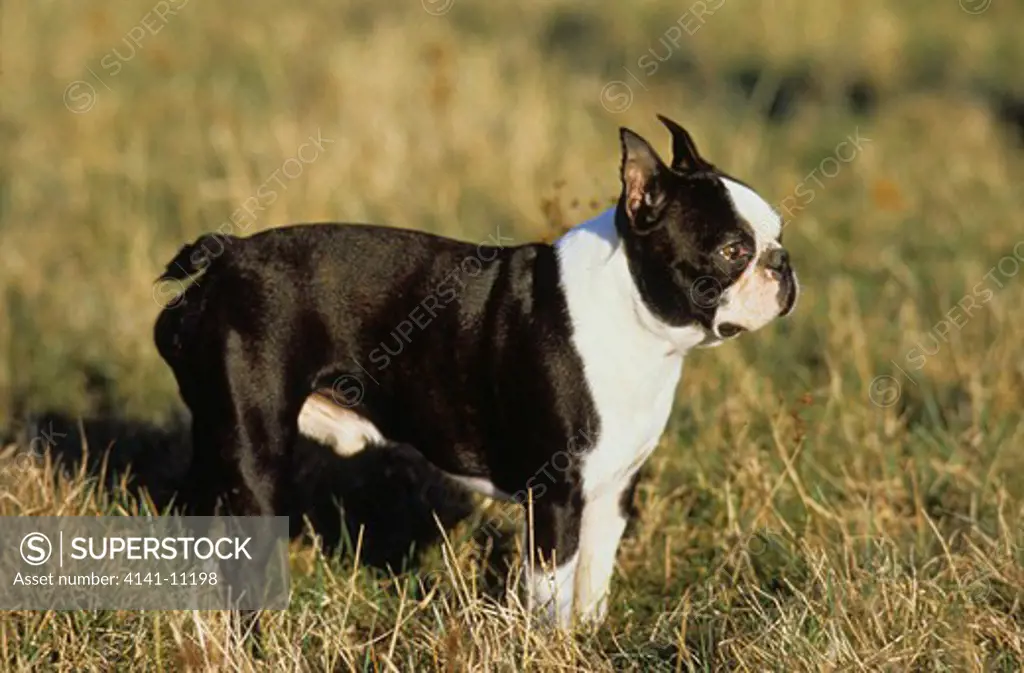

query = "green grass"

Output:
[[2, 0, 1024, 669]]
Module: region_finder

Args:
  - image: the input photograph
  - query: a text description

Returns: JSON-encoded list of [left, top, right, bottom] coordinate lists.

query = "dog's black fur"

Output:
[[155, 224, 598, 559]]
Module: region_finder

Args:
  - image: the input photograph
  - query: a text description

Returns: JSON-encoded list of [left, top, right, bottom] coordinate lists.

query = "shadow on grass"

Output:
[[14, 409, 477, 573]]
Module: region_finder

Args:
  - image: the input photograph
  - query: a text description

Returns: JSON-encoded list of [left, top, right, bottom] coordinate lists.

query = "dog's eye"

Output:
[[719, 244, 752, 262]]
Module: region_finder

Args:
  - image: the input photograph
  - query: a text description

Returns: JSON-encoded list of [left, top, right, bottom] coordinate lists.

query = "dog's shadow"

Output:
[[16, 410, 486, 573]]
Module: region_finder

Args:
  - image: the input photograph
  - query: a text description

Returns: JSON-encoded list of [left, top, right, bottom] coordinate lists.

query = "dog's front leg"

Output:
[[521, 491, 582, 628], [573, 475, 636, 625]]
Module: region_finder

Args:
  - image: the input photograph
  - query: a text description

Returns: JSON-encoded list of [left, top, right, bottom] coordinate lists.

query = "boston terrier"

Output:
[[153, 115, 798, 627]]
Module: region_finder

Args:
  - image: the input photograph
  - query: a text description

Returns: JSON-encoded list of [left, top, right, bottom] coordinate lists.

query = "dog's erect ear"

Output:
[[656, 115, 709, 172], [620, 127, 668, 230]]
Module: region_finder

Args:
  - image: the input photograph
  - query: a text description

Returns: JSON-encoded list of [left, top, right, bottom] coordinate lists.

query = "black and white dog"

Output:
[[154, 116, 797, 627]]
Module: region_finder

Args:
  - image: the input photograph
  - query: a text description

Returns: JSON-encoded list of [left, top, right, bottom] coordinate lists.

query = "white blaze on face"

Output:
[[714, 178, 789, 334], [721, 177, 782, 242]]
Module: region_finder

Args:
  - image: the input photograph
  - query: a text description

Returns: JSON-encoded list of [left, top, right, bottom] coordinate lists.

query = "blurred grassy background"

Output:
[[1, 0, 1024, 669]]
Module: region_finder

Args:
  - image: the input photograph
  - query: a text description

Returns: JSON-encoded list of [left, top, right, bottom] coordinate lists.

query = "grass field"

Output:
[[2, 0, 1024, 670]]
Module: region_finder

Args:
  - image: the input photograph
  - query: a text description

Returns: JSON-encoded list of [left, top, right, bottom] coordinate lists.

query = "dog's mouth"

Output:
[[716, 323, 747, 339], [779, 272, 799, 317]]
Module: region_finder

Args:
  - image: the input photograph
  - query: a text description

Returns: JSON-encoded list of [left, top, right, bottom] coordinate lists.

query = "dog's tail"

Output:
[[153, 232, 237, 369], [156, 232, 235, 282]]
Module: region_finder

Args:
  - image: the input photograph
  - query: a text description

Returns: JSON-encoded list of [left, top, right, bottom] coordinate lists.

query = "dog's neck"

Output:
[[554, 208, 706, 364]]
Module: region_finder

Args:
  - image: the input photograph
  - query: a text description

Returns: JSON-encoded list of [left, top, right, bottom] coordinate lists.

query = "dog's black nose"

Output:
[[764, 248, 790, 273], [717, 323, 746, 338]]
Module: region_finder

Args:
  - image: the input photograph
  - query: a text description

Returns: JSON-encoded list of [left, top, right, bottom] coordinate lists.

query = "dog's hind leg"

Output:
[[186, 330, 306, 654], [201, 328, 305, 518]]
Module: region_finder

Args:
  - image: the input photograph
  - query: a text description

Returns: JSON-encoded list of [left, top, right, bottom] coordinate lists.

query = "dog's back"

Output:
[[151, 223, 542, 442], [154, 223, 507, 375]]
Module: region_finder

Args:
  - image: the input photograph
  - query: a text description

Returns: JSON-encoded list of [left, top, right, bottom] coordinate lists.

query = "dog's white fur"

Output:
[[298, 394, 384, 457], [715, 179, 788, 336], [537, 208, 697, 625]]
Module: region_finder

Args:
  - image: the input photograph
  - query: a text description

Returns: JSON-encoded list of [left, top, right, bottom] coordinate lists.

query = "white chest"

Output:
[[555, 209, 701, 500], [578, 355, 682, 498]]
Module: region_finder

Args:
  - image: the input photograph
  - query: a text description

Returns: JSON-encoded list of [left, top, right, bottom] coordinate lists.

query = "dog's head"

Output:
[[615, 115, 798, 350]]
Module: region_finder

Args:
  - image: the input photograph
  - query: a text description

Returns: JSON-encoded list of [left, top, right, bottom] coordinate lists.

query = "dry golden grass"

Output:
[[1, 0, 1024, 670]]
